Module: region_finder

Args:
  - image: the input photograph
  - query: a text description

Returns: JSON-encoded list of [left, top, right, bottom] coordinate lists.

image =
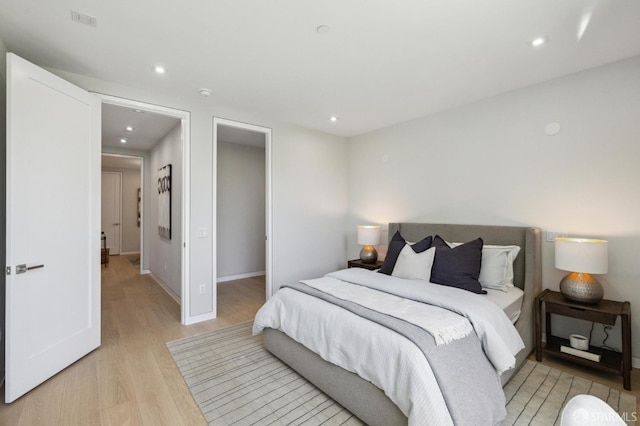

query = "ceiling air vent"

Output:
[[71, 10, 97, 27]]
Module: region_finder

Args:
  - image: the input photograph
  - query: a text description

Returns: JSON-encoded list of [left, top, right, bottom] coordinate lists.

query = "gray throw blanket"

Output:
[[283, 281, 506, 426]]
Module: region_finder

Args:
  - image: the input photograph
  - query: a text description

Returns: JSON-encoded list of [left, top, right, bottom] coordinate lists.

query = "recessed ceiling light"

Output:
[[120, 138, 127, 144], [329, 116, 338, 122], [154, 65, 166, 74], [199, 88, 213, 97], [134, 109, 144, 113], [125, 126, 134, 132], [316, 25, 331, 35], [530, 36, 548, 47]]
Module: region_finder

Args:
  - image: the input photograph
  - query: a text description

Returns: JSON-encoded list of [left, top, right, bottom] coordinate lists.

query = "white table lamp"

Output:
[[555, 237, 608, 304], [357, 225, 381, 264]]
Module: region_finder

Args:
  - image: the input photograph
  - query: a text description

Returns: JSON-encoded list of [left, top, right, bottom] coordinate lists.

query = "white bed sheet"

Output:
[[484, 285, 524, 324]]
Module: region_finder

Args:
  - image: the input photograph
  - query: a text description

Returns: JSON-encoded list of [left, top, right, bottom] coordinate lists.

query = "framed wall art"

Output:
[[158, 164, 172, 239]]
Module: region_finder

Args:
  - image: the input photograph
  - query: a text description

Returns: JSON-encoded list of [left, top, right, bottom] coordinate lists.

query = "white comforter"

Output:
[[253, 268, 524, 426]]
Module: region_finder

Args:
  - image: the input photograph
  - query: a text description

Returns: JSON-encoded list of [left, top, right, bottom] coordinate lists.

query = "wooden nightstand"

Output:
[[347, 259, 383, 271], [535, 289, 632, 390]]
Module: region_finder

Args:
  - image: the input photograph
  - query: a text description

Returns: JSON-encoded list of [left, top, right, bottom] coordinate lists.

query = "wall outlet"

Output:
[[546, 231, 568, 242], [199, 284, 206, 295]]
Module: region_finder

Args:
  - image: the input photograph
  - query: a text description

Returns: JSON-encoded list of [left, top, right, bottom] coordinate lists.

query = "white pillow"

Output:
[[391, 245, 436, 281], [450, 242, 520, 291], [480, 245, 520, 290]]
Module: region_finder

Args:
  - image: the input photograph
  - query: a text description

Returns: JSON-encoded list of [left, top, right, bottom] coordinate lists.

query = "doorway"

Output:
[[101, 155, 143, 265], [101, 171, 122, 255], [213, 118, 273, 307], [98, 94, 193, 325]]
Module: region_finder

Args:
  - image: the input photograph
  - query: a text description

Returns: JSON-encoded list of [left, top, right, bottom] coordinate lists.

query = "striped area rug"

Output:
[[505, 360, 636, 426], [167, 322, 363, 425], [167, 322, 635, 425]]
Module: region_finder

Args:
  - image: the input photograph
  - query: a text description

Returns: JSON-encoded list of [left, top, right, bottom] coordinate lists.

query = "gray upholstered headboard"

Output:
[[388, 223, 541, 291], [389, 223, 542, 384]]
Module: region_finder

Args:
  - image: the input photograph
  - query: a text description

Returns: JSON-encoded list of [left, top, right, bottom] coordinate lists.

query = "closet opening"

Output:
[[214, 118, 272, 315]]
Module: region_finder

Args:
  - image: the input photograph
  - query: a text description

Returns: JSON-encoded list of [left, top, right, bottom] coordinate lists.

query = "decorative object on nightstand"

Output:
[[357, 225, 381, 264], [555, 237, 608, 304]]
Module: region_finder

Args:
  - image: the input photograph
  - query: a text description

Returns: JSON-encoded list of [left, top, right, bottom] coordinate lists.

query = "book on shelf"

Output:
[[560, 345, 601, 362]]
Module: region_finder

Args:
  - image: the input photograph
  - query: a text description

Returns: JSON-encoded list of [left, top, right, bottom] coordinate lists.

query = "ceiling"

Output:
[[102, 103, 180, 151], [1, 0, 639, 137]]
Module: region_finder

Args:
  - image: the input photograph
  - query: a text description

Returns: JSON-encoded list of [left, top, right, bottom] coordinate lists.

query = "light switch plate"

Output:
[[546, 231, 568, 242]]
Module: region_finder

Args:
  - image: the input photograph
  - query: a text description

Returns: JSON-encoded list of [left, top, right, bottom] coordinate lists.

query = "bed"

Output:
[[254, 223, 542, 425]]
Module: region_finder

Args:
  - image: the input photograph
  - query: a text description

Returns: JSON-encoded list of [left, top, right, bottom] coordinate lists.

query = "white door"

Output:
[[101, 172, 122, 255], [5, 53, 101, 402]]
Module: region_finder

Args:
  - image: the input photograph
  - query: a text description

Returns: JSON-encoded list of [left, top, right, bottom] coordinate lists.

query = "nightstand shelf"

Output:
[[535, 289, 631, 390], [347, 259, 383, 271], [543, 335, 622, 375]]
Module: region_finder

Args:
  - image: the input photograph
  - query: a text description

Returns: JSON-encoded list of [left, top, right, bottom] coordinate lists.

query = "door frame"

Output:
[[101, 154, 143, 267], [213, 117, 273, 305], [101, 171, 123, 255], [97, 94, 193, 325]]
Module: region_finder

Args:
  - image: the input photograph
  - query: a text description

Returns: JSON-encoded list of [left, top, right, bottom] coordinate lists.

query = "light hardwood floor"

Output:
[[0, 255, 265, 425]]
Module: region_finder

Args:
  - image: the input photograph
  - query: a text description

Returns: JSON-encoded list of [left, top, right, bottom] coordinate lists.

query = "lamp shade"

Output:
[[357, 225, 381, 246], [555, 238, 608, 274]]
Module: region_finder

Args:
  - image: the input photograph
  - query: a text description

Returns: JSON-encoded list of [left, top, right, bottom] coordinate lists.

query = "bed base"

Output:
[[263, 327, 407, 426]]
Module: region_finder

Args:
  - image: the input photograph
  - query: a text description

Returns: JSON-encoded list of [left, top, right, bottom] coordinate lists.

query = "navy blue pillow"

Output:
[[378, 231, 433, 275], [430, 235, 486, 294]]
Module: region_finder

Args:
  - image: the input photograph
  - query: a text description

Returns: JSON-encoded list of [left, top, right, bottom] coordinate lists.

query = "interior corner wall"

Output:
[[101, 167, 141, 253], [347, 55, 640, 360], [149, 123, 182, 300], [216, 141, 265, 279], [0, 38, 8, 380]]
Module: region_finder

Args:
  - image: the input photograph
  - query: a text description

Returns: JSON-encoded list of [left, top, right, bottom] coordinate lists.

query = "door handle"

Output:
[[113, 223, 120, 226], [16, 264, 45, 274]]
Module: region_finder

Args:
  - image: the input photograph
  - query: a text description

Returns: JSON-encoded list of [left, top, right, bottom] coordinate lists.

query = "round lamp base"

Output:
[[359, 245, 378, 264], [560, 272, 603, 304]]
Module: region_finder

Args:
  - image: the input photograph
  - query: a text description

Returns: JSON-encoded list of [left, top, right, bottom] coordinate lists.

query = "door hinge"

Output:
[[6, 266, 10, 275]]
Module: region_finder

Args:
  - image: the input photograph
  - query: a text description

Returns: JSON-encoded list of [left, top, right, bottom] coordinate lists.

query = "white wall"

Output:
[[217, 141, 265, 279], [348, 55, 640, 359], [149, 124, 183, 300], [272, 126, 349, 289], [102, 166, 141, 254]]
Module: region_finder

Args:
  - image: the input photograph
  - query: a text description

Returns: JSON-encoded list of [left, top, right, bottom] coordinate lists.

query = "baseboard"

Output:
[[120, 251, 140, 256], [140, 269, 150, 275], [217, 271, 265, 283], [149, 272, 180, 304]]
